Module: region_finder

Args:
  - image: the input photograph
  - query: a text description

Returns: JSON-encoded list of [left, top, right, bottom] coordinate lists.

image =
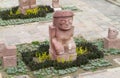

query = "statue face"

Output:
[[56, 17, 73, 30], [108, 28, 118, 39]]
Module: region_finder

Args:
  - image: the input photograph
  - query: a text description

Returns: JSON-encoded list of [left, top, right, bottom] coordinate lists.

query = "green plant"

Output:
[[76, 46, 87, 55], [81, 59, 112, 71], [107, 48, 120, 55], [18, 38, 104, 71], [0, 5, 53, 20], [36, 52, 50, 63], [6, 59, 28, 75]]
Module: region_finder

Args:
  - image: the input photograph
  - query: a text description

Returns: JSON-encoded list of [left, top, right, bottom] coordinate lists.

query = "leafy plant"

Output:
[[5, 59, 28, 75], [76, 46, 87, 55], [107, 48, 120, 55], [18, 38, 104, 71], [81, 59, 112, 71], [35, 52, 50, 63], [0, 5, 53, 20]]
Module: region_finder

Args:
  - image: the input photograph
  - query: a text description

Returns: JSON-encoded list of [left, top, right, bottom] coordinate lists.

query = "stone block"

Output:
[[2, 56, 17, 68], [3, 46, 16, 56], [0, 42, 5, 58], [104, 38, 120, 49]]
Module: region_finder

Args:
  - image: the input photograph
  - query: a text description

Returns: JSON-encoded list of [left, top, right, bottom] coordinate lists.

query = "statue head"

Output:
[[108, 27, 119, 39], [53, 11, 74, 30], [23, 0, 28, 3], [53, 0, 59, 2]]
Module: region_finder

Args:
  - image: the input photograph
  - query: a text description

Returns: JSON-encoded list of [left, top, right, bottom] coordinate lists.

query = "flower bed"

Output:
[[17, 38, 104, 71], [0, 5, 53, 20]]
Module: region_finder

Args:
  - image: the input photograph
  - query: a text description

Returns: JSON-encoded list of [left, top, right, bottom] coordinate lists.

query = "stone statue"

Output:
[[104, 27, 120, 49], [49, 11, 77, 62], [108, 27, 118, 39], [52, 0, 62, 11], [19, 0, 36, 14], [52, 0, 60, 8]]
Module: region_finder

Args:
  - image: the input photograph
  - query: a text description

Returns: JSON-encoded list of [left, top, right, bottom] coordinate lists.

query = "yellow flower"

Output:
[[76, 47, 87, 55]]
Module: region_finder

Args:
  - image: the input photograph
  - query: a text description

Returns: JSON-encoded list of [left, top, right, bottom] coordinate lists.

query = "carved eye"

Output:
[[69, 19, 72, 23], [60, 20, 66, 24]]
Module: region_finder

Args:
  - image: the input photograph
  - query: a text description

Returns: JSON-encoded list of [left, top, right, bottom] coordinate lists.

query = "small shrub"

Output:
[[5, 59, 28, 75], [35, 52, 50, 63], [18, 38, 104, 71], [0, 5, 53, 20]]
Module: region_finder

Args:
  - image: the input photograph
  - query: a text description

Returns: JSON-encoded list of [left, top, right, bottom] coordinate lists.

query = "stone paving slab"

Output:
[[79, 67, 120, 78]]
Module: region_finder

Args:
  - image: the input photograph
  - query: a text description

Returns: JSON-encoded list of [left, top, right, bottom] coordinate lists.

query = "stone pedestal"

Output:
[[104, 38, 120, 49], [49, 11, 77, 62], [3, 46, 16, 56], [2, 56, 17, 68], [0, 41, 17, 68]]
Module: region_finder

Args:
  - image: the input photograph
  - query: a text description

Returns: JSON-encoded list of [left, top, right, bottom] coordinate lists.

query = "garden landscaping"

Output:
[[0, 37, 119, 78], [0, 6, 79, 26], [0, 0, 120, 78]]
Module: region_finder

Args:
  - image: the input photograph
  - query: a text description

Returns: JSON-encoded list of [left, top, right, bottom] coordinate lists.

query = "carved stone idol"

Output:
[[49, 11, 77, 62], [52, 0, 60, 8], [104, 28, 120, 49], [52, 0, 62, 11], [19, 0, 36, 14], [108, 28, 118, 39]]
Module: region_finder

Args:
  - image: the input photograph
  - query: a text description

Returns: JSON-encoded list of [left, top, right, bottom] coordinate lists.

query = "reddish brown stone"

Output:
[[19, 0, 36, 14], [3, 46, 16, 56], [0, 42, 5, 58], [108, 28, 118, 39], [29, 0, 36, 8], [49, 11, 77, 62], [104, 28, 120, 49], [104, 38, 120, 49], [2, 56, 17, 68], [19, 0, 29, 14], [53, 11, 74, 18], [52, 0, 60, 8]]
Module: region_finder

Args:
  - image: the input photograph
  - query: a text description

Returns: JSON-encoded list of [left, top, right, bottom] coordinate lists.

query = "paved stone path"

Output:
[[1, 0, 120, 45], [80, 0, 120, 24]]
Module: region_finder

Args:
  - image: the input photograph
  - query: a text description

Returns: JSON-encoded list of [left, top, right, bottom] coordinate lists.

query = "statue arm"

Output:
[[52, 38, 64, 54]]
